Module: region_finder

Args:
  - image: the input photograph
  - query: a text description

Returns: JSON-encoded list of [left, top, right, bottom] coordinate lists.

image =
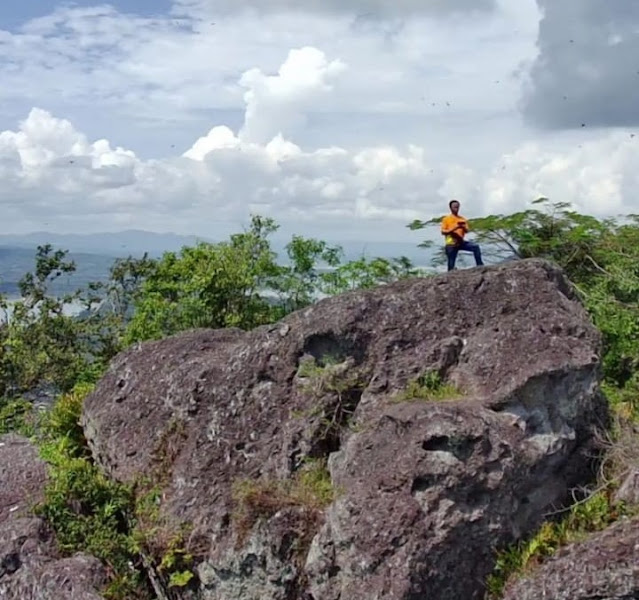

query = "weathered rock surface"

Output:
[[615, 468, 639, 506], [0, 434, 106, 600], [0, 434, 47, 525], [82, 259, 608, 600], [502, 516, 639, 600]]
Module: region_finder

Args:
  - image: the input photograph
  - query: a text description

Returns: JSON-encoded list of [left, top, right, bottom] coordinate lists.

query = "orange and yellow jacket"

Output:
[[441, 214, 468, 246]]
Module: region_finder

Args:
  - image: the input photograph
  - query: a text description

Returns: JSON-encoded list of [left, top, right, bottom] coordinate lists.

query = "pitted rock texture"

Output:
[[502, 516, 639, 600], [82, 259, 607, 600], [0, 434, 47, 525], [0, 435, 106, 600]]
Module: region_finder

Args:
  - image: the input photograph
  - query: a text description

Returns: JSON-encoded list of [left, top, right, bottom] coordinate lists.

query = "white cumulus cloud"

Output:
[[1, 42, 638, 240], [482, 133, 639, 216], [239, 47, 347, 144]]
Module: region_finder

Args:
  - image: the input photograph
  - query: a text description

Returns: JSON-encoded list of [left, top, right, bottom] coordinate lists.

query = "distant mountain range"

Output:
[[0, 230, 212, 258], [0, 246, 114, 298], [0, 230, 430, 261], [0, 230, 432, 298]]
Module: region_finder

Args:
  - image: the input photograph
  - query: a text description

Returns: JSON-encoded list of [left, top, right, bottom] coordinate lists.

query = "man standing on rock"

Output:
[[441, 199, 484, 271]]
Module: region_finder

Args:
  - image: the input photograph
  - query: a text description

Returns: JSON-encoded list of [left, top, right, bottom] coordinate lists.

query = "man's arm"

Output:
[[441, 216, 465, 237], [441, 216, 454, 235]]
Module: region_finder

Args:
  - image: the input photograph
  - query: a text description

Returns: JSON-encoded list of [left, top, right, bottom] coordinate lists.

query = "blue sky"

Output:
[[0, 0, 637, 240], [0, 1, 172, 29]]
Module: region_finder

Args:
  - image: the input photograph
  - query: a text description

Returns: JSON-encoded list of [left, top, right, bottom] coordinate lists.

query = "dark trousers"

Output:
[[446, 241, 484, 271]]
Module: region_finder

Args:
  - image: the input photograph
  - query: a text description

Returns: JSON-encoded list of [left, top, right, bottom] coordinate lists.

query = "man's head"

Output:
[[449, 199, 460, 215]]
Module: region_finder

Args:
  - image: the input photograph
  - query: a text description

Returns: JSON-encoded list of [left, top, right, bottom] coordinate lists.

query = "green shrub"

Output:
[[399, 371, 462, 402], [36, 441, 145, 598], [34, 385, 151, 599], [158, 532, 196, 589], [0, 398, 36, 436], [603, 375, 639, 422], [485, 491, 633, 598], [39, 383, 94, 454]]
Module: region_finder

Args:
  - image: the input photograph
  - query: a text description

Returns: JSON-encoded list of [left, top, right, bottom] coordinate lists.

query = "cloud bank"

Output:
[[522, 0, 639, 129], [1, 44, 638, 239], [171, 0, 495, 19]]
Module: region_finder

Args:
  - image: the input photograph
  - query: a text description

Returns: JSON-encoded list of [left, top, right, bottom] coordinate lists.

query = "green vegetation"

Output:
[[24, 385, 200, 598], [33, 385, 147, 599], [296, 355, 363, 396], [232, 459, 335, 545], [297, 353, 343, 378], [154, 529, 197, 589], [0, 397, 36, 435], [296, 355, 367, 444], [0, 205, 636, 598], [485, 490, 635, 598], [398, 370, 462, 402], [124, 216, 421, 344]]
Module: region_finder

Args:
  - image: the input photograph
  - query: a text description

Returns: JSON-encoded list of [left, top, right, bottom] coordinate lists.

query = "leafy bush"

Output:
[[485, 491, 633, 598], [35, 451, 140, 595], [399, 371, 462, 402], [32, 385, 148, 599], [124, 215, 420, 344], [0, 398, 36, 436]]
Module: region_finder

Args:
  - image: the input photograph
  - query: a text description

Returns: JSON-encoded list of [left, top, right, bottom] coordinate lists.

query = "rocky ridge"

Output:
[[3, 258, 636, 599], [81, 258, 608, 599]]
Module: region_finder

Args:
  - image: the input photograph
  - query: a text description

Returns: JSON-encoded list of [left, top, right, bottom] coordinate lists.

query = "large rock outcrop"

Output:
[[82, 259, 608, 600], [0, 434, 106, 600], [502, 516, 639, 600]]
